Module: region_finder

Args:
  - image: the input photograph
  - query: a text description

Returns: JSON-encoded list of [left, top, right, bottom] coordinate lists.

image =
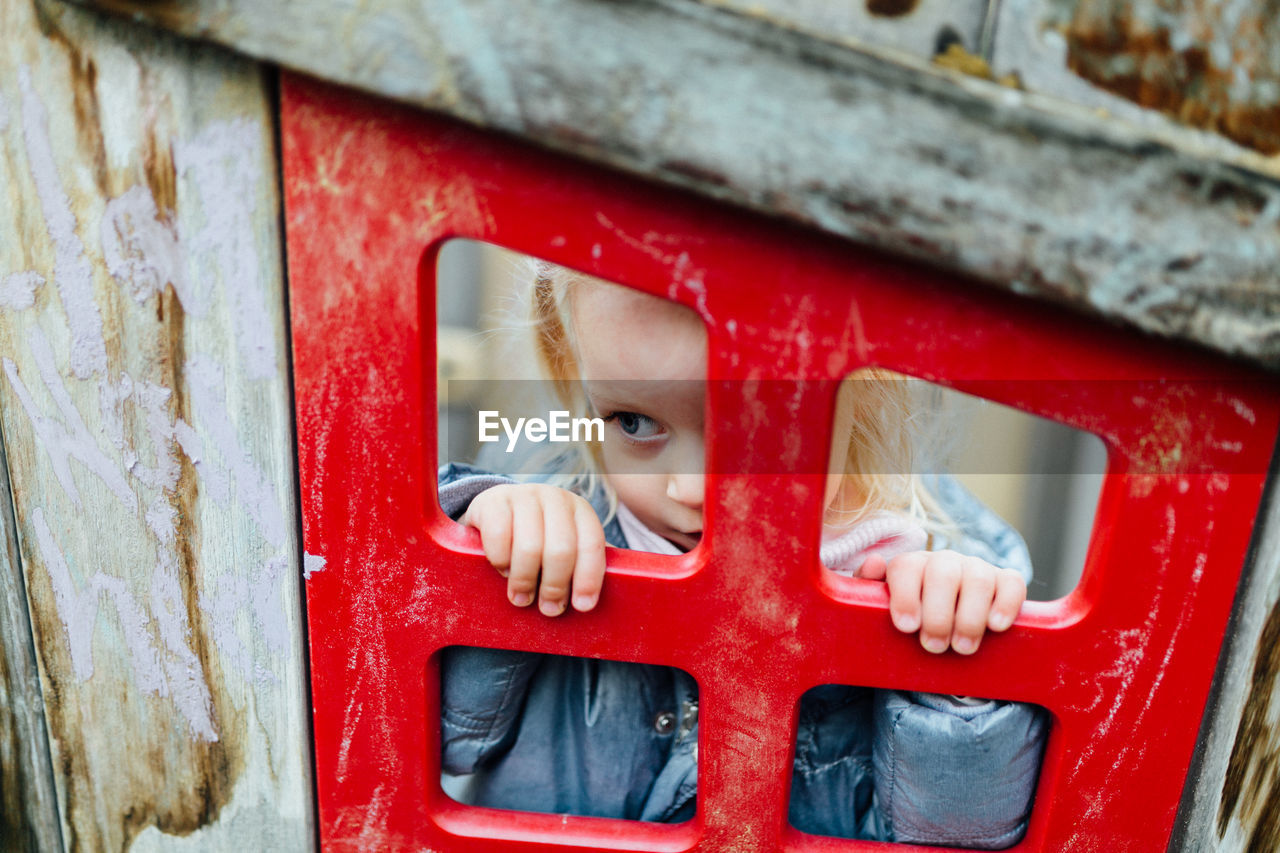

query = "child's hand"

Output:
[[461, 484, 607, 616], [861, 551, 1026, 655]]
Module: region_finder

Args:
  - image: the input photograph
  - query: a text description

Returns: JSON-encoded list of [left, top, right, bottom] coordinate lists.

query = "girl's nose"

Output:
[[666, 472, 705, 510]]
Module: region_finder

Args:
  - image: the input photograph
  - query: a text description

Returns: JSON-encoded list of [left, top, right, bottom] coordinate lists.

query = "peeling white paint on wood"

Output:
[[3, 329, 134, 510], [101, 185, 192, 309], [18, 66, 107, 382], [184, 355, 288, 547], [0, 272, 45, 310], [176, 120, 279, 382], [1, 0, 313, 848], [30, 508, 97, 683]]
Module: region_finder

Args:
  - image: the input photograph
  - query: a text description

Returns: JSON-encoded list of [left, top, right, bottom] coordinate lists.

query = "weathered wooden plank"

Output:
[[1174, 440, 1280, 852], [702, 0, 992, 61], [0, 1, 313, 850], [60, 0, 1280, 370], [0, 428, 63, 852]]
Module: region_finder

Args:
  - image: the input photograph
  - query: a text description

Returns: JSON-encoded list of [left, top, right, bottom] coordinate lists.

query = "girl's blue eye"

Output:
[[611, 412, 662, 439]]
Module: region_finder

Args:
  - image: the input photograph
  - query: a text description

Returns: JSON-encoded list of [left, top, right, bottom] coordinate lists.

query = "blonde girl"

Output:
[[460, 264, 1027, 655], [439, 263, 1044, 845]]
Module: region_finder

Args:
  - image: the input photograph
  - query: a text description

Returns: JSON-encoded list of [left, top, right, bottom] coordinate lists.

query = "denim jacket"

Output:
[[438, 464, 1047, 847]]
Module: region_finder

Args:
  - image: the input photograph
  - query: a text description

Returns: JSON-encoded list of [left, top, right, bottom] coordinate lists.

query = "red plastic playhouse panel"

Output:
[[282, 73, 1279, 851]]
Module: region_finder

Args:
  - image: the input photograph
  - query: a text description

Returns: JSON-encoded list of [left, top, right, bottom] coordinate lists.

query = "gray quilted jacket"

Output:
[[438, 464, 1046, 847]]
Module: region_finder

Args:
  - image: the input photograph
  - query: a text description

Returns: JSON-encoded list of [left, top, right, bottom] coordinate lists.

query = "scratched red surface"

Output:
[[282, 73, 1280, 852]]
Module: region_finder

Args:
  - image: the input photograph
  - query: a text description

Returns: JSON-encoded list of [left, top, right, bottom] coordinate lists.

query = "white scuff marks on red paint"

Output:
[[336, 670, 366, 781], [303, 553, 327, 579], [1069, 502, 1179, 802], [175, 119, 278, 380], [18, 67, 107, 379], [1191, 545, 1207, 585], [835, 298, 869, 373], [670, 252, 711, 323], [1057, 658, 1103, 715], [596, 212, 683, 267], [1, 271, 44, 309], [770, 294, 821, 471], [1098, 508, 1208, 798], [767, 293, 818, 376], [593, 212, 714, 322], [1229, 397, 1257, 424], [357, 783, 391, 849], [1136, 533, 1209, 725]]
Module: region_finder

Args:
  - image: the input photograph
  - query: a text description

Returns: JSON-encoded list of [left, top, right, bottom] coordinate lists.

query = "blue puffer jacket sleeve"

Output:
[[437, 464, 543, 776], [870, 474, 1046, 848], [872, 691, 1047, 848]]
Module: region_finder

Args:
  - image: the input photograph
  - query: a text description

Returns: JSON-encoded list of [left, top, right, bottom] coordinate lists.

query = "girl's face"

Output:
[[571, 283, 849, 551]]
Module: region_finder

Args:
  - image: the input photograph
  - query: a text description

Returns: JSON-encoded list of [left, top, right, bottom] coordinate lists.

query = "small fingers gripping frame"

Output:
[[283, 73, 1279, 852]]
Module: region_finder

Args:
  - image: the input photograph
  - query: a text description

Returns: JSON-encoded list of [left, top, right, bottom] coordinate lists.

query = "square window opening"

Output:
[[821, 369, 1105, 603], [439, 646, 700, 824], [788, 683, 1048, 848], [436, 239, 711, 567]]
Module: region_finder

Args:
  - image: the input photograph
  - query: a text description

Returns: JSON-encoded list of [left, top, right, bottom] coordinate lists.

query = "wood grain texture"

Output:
[[0, 1, 313, 850], [60, 0, 1280, 369], [1173, 440, 1280, 853], [700, 0, 992, 61], [0, 425, 63, 853]]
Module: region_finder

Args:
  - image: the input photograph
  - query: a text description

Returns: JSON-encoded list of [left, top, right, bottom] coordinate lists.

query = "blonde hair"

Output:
[[526, 261, 948, 534]]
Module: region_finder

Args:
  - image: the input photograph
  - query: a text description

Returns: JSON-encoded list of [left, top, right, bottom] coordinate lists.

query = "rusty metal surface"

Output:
[[1062, 0, 1280, 156], [57, 0, 1280, 372], [993, 1, 1280, 153]]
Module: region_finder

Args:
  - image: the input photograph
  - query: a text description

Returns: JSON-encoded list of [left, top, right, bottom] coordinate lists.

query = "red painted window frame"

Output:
[[282, 72, 1279, 851]]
